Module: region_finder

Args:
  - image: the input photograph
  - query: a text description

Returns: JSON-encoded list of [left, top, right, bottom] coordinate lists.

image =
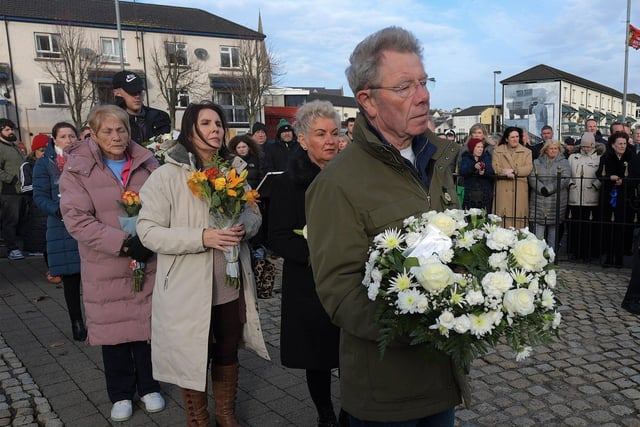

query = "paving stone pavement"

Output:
[[1, 256, 640, 426]]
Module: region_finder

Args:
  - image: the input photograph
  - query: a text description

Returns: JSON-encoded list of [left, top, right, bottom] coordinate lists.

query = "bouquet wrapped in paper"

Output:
[[362, 208, 562, 374], [187, 154, 260, 288]]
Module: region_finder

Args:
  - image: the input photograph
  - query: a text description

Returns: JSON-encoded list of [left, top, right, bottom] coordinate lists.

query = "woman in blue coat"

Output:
[[33, 122, 86, 341]]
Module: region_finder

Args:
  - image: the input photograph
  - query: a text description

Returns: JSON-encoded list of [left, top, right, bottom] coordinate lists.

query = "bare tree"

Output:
[[221, 38, 283, 127], [39, 25, 103, 129], [150, 36, 208, 128]]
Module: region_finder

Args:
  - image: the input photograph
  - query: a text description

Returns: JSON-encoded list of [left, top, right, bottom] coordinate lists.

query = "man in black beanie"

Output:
[[112, 70, 171, 144], [252, 122, 268, 147]]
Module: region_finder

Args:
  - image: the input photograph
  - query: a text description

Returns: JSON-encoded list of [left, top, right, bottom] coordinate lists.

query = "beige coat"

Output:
[[492, 144, 533, 228], [136, 145, 269, 392]]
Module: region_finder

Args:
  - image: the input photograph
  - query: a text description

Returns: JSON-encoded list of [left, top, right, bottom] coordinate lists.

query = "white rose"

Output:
[[437, 311, 456, 329], [512, 238, 548, 271], [528, 280, 539, 293], [404, 232, 422, 248], [486, 228, 517, 251], [411, 258, 454, 293], [453, 315, 471, 333], [482, 271, 513, 297], [503, 288, 536, 316], [467, 208, 483, 217], [430, 212, 458, 236]]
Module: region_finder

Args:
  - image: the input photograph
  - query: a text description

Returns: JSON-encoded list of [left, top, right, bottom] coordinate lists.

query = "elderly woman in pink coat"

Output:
[[59, 105, 164, 423]]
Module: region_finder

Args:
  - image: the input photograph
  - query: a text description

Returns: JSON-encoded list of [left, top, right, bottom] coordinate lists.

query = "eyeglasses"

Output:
[[368, 77, 434, 98]]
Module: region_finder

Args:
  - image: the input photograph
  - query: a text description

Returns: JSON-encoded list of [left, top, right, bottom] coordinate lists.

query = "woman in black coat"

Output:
[[459, 138, 495, 212], [268, 100, 342, 427], [596, 131, 636, 267]]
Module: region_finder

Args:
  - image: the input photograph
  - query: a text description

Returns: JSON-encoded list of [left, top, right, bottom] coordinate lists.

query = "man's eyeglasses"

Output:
[[368, 78, 434, 98]]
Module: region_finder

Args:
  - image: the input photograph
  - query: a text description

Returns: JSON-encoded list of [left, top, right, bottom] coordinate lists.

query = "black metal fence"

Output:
[[454, 171, 640, 267]]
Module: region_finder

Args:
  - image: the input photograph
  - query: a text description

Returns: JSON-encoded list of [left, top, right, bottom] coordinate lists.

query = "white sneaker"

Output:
[[8, 249, 24, 260], [110, 400, 133, 422], [141, 392, 165, 413]]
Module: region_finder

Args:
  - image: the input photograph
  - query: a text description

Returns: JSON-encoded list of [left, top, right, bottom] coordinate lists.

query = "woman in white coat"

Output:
[[137, 101, 269, 427]]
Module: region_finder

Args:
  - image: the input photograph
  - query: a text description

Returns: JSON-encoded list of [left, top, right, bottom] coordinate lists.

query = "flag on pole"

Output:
[[629, 24, 640, 50]]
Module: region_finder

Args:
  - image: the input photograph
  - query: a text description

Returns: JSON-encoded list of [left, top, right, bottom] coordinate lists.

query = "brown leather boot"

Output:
[[180, 388, 210, 427], [212, 363, 241, 427]]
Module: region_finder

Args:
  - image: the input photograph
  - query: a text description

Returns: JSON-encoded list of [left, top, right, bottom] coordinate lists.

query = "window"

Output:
[[165, 42, 188, 66], [35, 33, 61, 58], [39, 83, 66, 105], [220, 46, 240, 68], [101, 37, 126, 62], [215, 91, 247, 123], [174, 88, 190, 108]]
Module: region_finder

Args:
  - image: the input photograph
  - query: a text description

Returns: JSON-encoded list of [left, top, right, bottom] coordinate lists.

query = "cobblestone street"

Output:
[[1, 256, 639, 426]]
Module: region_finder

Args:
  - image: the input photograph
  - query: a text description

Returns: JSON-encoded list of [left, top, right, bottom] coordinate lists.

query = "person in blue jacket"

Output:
[[33, 122, 86, 341]]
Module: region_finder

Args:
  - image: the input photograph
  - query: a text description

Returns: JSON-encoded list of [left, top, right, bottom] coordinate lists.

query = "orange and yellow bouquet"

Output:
[[117, 190, 145, 292], [187, 154, 260, 287]]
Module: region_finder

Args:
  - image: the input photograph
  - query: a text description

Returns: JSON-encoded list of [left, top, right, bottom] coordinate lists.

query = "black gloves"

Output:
[[540, 187, 550, 197], [121, 235, 154, 262]]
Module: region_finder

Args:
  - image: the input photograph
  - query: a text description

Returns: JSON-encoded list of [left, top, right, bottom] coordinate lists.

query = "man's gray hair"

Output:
[[345, 26, 423, 94], [294, 100, 340, 138]]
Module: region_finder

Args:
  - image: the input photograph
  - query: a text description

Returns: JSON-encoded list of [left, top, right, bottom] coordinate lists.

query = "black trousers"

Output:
[[0, 194, 24, 250], [209, 298, 242, 366], [102, 341, 160, 402], [61, 273, 83, 322]]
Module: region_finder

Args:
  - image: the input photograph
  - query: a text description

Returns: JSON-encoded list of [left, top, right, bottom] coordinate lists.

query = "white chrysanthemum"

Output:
[[411, 258, 455, 293], [429, 212, 459, 236], [487, 213, 502, 223], [371, 268, 382, 283], [396, 289, 428, 314], [552, 312, 562, 328], [488, 252, 509, 270], [510, 268, 532, 286], [515, 346, 532, 362], [453, 314, 471, 333], [540, 289, 555, 309], [403, 216, 417, 227], [389, 271, 413, 293], [469, 312, 494, 337], [545, 269, 557, 288], [547, 246, 556, 263], [511, 238, 548, 271], [439, 248, 455, 263], [503, 288, 536, 316], [482, 271, 514, 297], [465, 289, 485, 306], [366, 281, 380, 301], [374, 228, 404, 251], [486, 227, 518, 251], [457, 230, 477, 250], [467, 208, 483, 217]]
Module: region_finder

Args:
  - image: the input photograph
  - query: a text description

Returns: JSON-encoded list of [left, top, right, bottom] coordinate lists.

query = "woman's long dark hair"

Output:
[[228, 134, 262, 158], [499, 126, 523, 145], [177, 101, 230, 169]]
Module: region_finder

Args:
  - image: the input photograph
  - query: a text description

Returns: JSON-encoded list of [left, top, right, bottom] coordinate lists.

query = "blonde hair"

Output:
[[539, 140, 563, 157], [87, 105, 131, 137]]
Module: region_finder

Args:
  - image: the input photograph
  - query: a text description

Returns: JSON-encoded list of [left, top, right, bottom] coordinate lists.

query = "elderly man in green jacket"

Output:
[[306, 27, 463, 426]]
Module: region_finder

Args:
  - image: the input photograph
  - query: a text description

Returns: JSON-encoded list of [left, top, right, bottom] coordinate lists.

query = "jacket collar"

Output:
[[64, 139, 155, 176]]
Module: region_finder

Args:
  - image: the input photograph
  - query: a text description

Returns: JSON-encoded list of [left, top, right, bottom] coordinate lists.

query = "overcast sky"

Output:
[[139, 0, 640, 111]]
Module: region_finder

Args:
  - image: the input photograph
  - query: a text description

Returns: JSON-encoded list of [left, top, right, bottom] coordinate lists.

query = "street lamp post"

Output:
[[493, 70, 502, 134]]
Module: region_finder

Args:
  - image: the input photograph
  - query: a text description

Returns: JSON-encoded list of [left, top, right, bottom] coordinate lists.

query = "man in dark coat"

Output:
[[112, 70, 171, 144], [0, 118, 26, 260], [263, 119, 298, 173]]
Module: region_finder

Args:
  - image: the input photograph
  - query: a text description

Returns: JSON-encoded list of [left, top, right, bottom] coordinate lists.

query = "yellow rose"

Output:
[[214, 177, 226, 191]]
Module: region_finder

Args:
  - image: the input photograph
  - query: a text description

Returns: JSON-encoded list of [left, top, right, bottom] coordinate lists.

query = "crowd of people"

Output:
[[3, 24, 640, 427]]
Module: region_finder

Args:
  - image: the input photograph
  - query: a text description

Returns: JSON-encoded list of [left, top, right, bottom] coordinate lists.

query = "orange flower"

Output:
[[226, 168, 246, 189], [187, 171, 207, 198], [243, 189, 260, 211]]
